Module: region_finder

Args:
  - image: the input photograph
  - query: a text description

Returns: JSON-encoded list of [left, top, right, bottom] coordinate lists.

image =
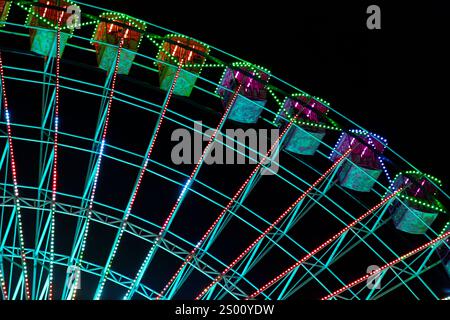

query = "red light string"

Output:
[[48, 17, 62, 301]]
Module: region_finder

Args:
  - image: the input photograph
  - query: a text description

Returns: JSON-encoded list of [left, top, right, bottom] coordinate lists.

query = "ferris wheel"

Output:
[[0, 0, 449, 301]]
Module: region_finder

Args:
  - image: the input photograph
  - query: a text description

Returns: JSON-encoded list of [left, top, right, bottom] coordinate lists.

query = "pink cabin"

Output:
[[277, 94, 329, 155]]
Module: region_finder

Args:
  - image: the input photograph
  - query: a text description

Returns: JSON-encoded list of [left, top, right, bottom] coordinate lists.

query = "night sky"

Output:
[[0, 0, 449, 300]]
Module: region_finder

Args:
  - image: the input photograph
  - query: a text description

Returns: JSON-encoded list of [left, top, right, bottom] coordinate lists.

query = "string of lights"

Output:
[[156, 114, 301, 300], [0, 0, 447, 302]]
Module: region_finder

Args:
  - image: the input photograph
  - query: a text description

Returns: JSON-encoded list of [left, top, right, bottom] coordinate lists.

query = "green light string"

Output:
[[272, 91, 340, 131], [7, 0, 448, 204], [401, 170, 443, 186]]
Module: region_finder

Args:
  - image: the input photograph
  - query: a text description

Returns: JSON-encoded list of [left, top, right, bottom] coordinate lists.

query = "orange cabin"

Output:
[[92, 13, 145, 75]]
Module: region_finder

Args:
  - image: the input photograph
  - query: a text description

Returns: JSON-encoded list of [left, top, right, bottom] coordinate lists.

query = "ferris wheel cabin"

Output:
[[92, 13, 145, 75], [0, 1, 11, 27], [438, 224, 450, 278], [26, 0, 74, 57], [157, 35, 210, 97], [275, 93, 329, 155], [217, 64, 270, 124], [330, 130, 387, 192], [388, 171, 446, 234]]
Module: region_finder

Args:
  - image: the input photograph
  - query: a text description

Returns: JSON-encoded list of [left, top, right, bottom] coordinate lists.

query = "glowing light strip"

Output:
[[156, 114, 303, 300], [329, 130, 387, 160], [321, 230, 450, 300], [71, 38, 126, 300], [443, 296, 450, 300], [48, 20, 62, 300], [272, 92, 339, 131], [195, 148, 352, 300], [246, 188, 403, 299], [93, 59, 185, 300], [402, 170, 442, 186], [124, 84, 243, 300], [0, 51, 31, 300]]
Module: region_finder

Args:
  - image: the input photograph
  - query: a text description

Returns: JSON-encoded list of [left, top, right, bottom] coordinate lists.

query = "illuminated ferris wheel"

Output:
[[0, 0, 449, 300]]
